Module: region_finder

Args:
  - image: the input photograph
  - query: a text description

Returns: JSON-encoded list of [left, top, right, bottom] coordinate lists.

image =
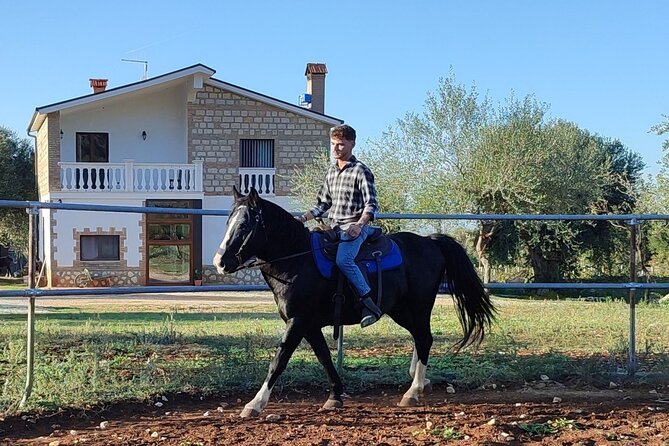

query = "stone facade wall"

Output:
[[36, 113, 61, 197], [202, 265, 264, 286], [188, 86, 331, 196], [47, 113, 61, 192]]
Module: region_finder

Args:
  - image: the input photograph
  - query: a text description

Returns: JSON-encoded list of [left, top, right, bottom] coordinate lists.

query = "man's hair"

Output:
[[330, 124, 356, 141]]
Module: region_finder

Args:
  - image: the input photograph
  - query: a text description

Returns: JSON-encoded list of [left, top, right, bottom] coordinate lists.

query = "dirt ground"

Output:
[[2, 384, 669, 446], [2, 294, 669, 444]]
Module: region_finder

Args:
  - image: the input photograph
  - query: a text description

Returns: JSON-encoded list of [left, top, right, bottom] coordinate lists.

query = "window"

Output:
[[80, 235, 120, 261], [76, 132, 109, 162], [240, 139, 274, 168]]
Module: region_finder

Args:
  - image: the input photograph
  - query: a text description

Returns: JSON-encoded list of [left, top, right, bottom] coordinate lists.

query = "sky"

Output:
[[1, 0, 667, 175]]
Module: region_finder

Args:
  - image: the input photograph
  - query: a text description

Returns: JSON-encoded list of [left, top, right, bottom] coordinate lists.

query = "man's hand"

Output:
[[295, 212, 311, 224], [346, 223, 363, 238]]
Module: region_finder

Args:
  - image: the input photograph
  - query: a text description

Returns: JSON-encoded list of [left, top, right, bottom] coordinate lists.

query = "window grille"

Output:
[[239, 139, 274, 168]]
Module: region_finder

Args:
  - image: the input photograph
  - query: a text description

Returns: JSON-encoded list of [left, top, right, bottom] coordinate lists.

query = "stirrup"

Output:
[[360, 296, 382, 328], [361, 310, 378, 328]]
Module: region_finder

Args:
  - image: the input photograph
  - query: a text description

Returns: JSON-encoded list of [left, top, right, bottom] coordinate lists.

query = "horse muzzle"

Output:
[[213, 251, 239, 275]]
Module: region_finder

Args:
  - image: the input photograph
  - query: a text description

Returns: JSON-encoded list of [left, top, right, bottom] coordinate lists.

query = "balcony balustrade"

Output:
[[239, 167, 275, 196], [58, 160, 204, 193]]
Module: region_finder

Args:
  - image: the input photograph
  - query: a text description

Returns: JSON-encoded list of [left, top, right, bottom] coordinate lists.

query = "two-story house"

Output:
[[28, 63, 342, 287]]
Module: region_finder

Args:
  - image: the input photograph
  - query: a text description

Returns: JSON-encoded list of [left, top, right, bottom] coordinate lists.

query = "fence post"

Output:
[[336, 326, 344, 372], [20, 205, 39, 407], [627, 219, 638, 376]]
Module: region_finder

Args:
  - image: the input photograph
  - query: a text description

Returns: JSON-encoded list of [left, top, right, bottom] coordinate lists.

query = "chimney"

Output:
[[89, 78, 108, 94], [305, 63, 327, 114]]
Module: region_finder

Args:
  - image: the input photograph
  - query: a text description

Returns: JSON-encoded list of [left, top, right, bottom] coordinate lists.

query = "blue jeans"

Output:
[[336, 225, 372, 297]]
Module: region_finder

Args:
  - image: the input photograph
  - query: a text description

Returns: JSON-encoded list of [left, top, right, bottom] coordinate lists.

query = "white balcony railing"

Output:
[[239, 167, 275, 196], [58, 160, 204, 193]]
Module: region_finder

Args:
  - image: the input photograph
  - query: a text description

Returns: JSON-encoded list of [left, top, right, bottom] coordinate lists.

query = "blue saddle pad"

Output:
[[310, 232, 403, 279]]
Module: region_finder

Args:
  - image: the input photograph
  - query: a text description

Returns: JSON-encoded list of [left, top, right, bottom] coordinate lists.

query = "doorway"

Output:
[[145, 200, 202, 285]]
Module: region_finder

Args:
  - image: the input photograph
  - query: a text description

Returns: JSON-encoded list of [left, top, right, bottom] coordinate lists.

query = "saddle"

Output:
[[310, 227, 403, 279]]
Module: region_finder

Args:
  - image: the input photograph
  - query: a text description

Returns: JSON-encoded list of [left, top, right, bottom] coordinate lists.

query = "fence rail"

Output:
[[1, 198, 668, 407]]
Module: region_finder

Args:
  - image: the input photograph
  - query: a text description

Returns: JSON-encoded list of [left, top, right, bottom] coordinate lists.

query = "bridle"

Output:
[[234, 206, 267, 267], [224, 206, 346, 276]]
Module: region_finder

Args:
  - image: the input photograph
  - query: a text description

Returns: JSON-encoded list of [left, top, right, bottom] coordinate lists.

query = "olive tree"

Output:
[[644, 116, 669, 275], [0, 127, 36, 255]]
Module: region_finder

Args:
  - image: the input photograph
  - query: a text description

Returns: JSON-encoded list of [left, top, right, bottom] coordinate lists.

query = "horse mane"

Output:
[[236, 194, 311, 252]]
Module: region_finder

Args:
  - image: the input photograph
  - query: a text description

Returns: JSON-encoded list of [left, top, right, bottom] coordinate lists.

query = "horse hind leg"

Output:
[[399, 332, 433, 407], [409, 347, 418, 378], [408, 346, 433, 393]]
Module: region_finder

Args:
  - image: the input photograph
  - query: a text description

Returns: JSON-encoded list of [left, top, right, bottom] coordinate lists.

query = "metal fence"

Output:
[[1, 199, 669, 407]]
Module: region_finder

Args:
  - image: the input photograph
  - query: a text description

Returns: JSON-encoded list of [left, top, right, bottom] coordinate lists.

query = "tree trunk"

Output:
[[529, 246, 561, 282], [476, 223, 494, 283]]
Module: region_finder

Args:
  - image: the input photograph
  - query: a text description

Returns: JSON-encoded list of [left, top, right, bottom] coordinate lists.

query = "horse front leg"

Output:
[[240, 317, 307, 418], [304, 327, 344, 411]]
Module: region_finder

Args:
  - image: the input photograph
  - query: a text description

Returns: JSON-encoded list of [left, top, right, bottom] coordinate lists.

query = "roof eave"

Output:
[[31, 64, 216, 123]]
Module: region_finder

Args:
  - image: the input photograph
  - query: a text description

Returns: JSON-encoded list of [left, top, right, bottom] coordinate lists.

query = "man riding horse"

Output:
[[296, 124, 382, 328]]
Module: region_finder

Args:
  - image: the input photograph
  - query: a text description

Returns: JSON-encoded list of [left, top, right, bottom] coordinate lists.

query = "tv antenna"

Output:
[[121, 58, 149, 80]]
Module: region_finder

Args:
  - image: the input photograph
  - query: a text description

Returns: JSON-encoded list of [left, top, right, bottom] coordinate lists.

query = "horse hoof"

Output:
[[398, 397, 420, 407], [240, 407, 260, 418], [319, 399, 343, 411]]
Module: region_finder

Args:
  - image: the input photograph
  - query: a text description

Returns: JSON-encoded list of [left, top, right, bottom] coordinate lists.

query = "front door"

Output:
[[145, 200, 202, 285]]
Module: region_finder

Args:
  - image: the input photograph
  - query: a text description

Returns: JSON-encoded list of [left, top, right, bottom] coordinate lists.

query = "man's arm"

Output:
[[359, 166, 379, 223], [346, 166, 378, 237], [355, 212, 373, 227]]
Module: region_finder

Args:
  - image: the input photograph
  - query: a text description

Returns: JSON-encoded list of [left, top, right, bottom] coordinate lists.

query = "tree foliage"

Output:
[[368, 75, 644, 282], [289, 75, 645, 283], [644, 115, 669, 275], [0, 127, 36, 255]]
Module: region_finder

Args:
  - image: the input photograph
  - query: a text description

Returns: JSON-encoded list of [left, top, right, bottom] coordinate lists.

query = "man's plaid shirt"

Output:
[[309, 156, 379, 225]]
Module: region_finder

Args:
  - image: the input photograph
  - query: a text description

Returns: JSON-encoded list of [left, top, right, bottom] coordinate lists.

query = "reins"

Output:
[[227, 205, 351, 283], [235, 247, 316, 271]]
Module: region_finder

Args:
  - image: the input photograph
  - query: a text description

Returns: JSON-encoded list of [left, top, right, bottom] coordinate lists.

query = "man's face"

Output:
[[331, 136, 355, 162]]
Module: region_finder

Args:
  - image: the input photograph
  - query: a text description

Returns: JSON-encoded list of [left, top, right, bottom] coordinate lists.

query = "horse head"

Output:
[[213, 186, 267, 274]]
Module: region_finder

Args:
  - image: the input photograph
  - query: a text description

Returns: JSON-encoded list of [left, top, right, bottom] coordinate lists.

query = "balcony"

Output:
[[239, 167, 275, 196], [58, 160, 204, 193]]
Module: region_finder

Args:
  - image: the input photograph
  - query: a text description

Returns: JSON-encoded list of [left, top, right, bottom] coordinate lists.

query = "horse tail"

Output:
[[429, 233, 496, 351]]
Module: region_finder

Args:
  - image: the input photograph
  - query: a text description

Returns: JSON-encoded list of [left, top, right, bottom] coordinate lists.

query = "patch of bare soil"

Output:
[[2, 384, 669, 445]]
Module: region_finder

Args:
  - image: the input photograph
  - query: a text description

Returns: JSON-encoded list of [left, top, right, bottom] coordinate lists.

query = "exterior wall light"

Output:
[[142, 131, 147, 141]]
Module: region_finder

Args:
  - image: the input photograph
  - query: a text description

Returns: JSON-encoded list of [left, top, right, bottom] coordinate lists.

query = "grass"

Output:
[[0, 279, 25, 291], [1, 296, 669, 415], [413, 423, 464, 440], [519, 418, 580, 437]]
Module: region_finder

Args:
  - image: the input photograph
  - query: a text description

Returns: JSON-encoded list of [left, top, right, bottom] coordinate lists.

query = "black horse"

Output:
[[213, 187, 496, 417], [0, 256, 14, 277]]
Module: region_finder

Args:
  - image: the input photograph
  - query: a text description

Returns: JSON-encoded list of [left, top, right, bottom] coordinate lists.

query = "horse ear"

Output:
[[249, 187, 260, 206], [232, 185, 242, 201]]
